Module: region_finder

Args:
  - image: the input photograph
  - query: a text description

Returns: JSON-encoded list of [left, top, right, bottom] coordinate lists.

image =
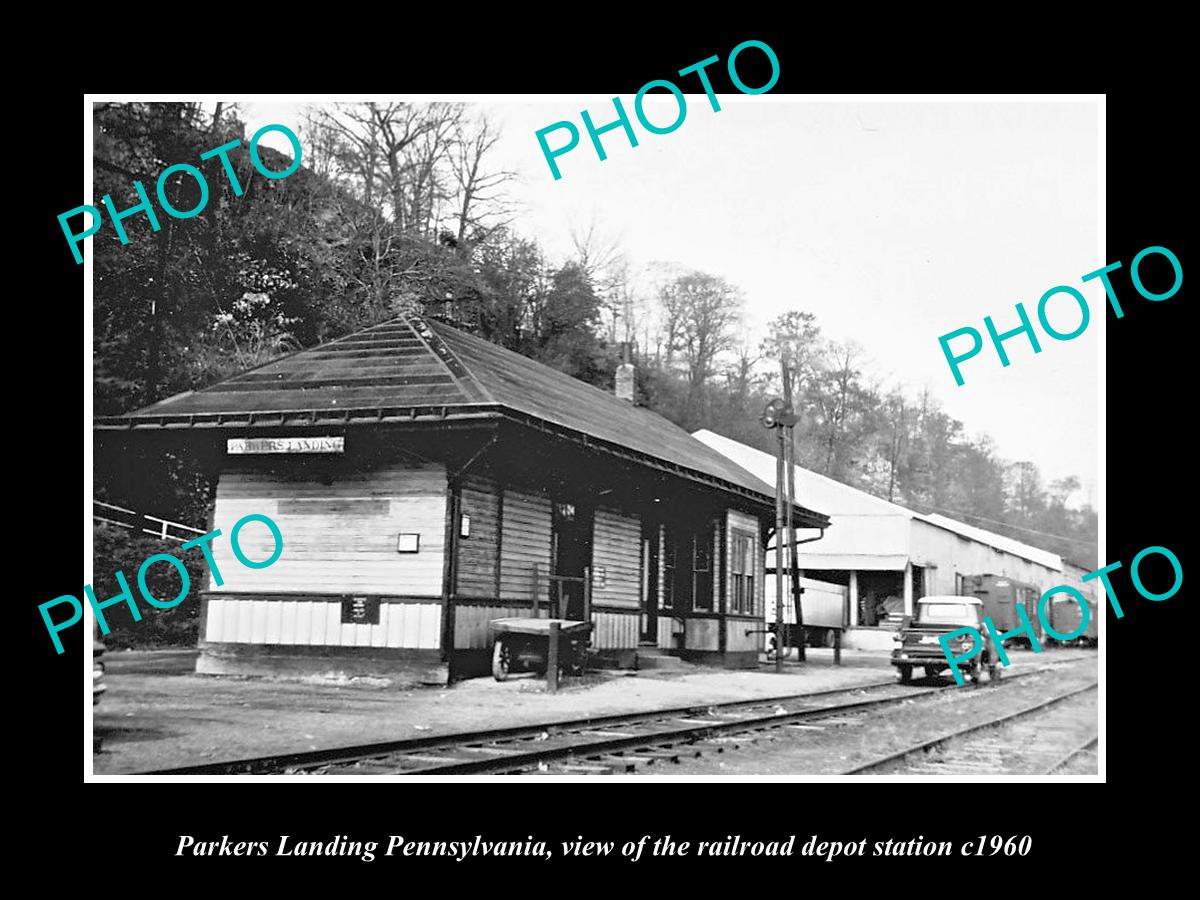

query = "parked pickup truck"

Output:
[[892, 595, 999, 685]]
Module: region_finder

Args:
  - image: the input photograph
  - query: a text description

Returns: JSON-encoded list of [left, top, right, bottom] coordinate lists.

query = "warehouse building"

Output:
[[693, 430, 1064, 650], [95, 315, 829, 684]]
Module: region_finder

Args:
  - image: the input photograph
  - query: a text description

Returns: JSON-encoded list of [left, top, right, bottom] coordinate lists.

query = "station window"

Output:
[[730, 531, 756, 615]]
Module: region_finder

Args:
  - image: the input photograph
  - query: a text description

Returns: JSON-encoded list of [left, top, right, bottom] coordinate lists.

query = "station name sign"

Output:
[[227, 436, 345, 455]]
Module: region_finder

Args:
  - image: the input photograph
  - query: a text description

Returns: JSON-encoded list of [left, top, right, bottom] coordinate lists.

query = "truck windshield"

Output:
[[917, 602, 973, 624]]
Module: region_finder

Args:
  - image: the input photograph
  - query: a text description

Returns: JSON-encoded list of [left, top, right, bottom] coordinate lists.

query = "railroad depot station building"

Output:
[[96, 315, 829, 684], [692, 431, 1069, 650]]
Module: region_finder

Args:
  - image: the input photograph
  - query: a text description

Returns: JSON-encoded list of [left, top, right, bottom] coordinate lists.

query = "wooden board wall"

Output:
[[454, 604, 532, 650], [456, 475, 501, 598], [592, 507, 641, 609], [499, 490, 552, 602], [209, 461, 447, 596]]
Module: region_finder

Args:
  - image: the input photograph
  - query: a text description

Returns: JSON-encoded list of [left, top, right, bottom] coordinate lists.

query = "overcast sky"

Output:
[[244, 98, 1101, 504]]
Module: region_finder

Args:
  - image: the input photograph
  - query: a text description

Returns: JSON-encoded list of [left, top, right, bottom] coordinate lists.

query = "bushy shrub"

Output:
[[92, 523, 211, 650]]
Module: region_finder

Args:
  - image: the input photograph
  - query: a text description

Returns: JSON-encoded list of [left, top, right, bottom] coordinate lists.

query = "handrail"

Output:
[[92, 499, 206, 543]]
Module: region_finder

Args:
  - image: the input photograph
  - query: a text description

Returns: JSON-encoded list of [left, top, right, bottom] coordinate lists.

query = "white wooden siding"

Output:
[[208, 462, 447, 596], [204, 599, 441, 649]]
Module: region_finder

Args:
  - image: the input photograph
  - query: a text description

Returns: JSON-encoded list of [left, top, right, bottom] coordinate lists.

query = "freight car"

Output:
[[962, 574, 1044, 647], [1043, 589, 1099, 647], [764, 574, 847, 653]]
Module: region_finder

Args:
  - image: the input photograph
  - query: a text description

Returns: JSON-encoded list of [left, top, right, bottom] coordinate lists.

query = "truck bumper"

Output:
[[891, 653, 952, 666]]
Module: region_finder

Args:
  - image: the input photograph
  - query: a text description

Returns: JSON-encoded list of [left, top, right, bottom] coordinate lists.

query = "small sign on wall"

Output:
[[595, 566, 607, 589], [342, 596, 380, 625], [397, 533, 421, 553], [227, 436, 344, 454]]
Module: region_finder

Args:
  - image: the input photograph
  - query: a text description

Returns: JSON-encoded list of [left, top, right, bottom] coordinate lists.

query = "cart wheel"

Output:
[[898, 665, 912, 684], [568, 643, 586, 675], [492, 639, 511, 681], [924, 666, 941, 680], [988, 661, 1001, 683]]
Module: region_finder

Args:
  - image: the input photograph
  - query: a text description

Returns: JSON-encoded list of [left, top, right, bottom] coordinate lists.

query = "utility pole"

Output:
[[761, 388, 799, 674], [774, 420, 786, 674], [781, 359, 805, 662]]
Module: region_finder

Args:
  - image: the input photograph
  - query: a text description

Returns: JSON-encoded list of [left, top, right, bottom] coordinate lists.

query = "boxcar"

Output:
[[1045, 591, 1099, 647], [962, 574, 1044, 647]]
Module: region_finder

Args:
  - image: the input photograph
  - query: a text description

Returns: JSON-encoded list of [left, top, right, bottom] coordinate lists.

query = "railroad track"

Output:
[[1044, 735, 1098, 775], [146, 657, 1091, 776], [841, 681, 1098, 775]]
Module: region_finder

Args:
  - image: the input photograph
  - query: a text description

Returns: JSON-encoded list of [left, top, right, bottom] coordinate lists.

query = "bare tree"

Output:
[[883, 389, 907, 502], [570, 217, 628, 342], [660, 271, 743, 419], [1049, 475, 1081, 507], [725, 331, 761, 404], [812, 341, 865, 477], [448, 114, 516, 255], [761, 309, 822, 398]]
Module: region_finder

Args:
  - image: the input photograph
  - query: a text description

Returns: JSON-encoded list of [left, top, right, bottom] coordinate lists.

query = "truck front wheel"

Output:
[[492, 639, 512, 681]]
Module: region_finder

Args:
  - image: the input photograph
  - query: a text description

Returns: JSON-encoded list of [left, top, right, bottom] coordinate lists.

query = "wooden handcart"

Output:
[[489, 618, 594, 682]]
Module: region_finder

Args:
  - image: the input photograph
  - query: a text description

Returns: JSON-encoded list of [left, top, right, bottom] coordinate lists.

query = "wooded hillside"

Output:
[[92, 102, 1096, 645]]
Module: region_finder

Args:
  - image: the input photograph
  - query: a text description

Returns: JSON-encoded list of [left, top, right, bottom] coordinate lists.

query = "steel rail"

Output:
[[141, 657, 1092, 776], [1043, 734, 1099, 775], [840, 681, 1098, 775], [143, 677, 908, 774]]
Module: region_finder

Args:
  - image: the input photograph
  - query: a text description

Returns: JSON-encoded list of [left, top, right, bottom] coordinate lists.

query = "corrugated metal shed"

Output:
[[693, 428, 1062, 572], [913, 513, 1060, 571]]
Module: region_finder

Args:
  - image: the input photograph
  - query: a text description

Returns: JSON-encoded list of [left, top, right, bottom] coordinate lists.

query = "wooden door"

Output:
[[552, 500, 592, 620]]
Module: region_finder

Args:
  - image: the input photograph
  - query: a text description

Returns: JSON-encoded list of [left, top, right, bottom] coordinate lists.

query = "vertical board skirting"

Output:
[[656, 616, 678, 649], [591, 611, 639, 650], [204, 599, 442, 649]]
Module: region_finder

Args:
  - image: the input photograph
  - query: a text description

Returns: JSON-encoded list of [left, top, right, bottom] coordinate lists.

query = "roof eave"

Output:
[[93, 401, 831, 526], [93, 404, 507, 431]]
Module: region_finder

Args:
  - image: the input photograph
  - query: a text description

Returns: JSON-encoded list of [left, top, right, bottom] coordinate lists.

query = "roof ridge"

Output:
[[427, 322, 788, 502], [406, 315, 494, 403], [426, 316, 657, 416]]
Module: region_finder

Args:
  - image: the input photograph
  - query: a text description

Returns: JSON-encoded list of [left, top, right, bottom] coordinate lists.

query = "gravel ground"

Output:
[[93, 647, 1098, 775], [94, 648, 883, 773], [629, 655, 1098, 776]]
